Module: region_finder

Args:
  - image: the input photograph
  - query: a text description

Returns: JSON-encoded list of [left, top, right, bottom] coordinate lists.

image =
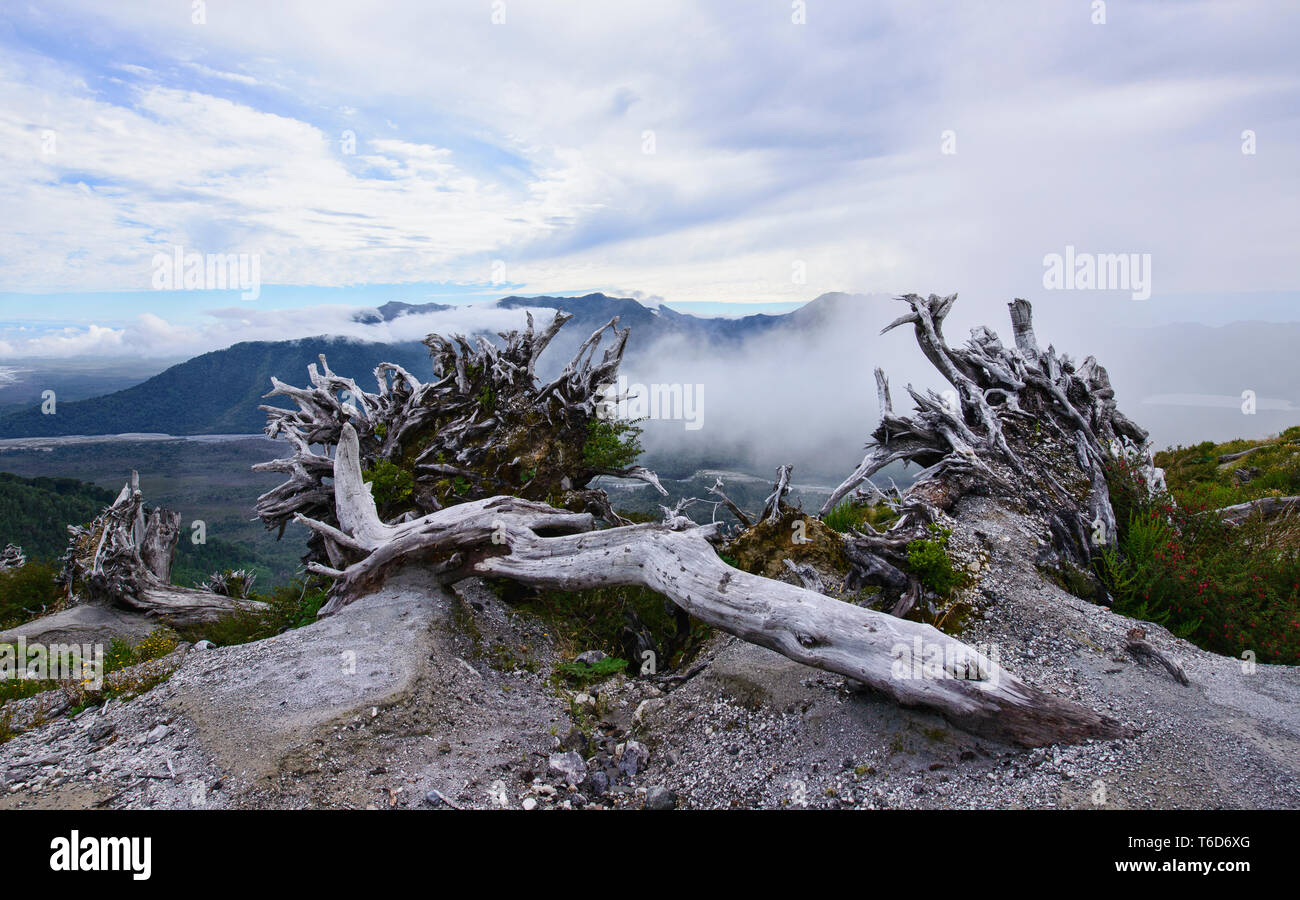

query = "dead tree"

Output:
[[821, 294, 1160, 599], [761, 465, 794, 522], [0, 544, 25, 571], [254, 310, 665, 566], [289, 423, 1126, 747], [58, 472, 264, 626]]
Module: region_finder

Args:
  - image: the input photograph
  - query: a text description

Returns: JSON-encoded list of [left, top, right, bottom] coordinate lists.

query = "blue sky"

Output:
[[0, 0, 1297, 357]]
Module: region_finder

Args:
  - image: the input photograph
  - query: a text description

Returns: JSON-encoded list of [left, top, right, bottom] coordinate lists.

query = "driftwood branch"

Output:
[[762, 465, 794, 522], [299, 424, 1128, 747], [708, 477, 752, 528], [1215, 495, 1300, 526], [1125, 628, 1190, 686]]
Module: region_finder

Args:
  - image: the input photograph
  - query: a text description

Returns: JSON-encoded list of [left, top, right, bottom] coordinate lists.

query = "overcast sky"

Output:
[[0, 0, 1297, 357]]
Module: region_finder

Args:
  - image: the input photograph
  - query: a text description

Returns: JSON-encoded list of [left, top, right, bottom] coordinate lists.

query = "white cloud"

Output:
[[0, 0, 1296, 321], [0, 303, 557, 359]]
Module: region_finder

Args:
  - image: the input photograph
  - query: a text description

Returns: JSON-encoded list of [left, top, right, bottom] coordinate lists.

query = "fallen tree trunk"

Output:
[[1215, 495, 1300, 526], [301, 424, 1128, 747], [1217, 445, 1269, 464]]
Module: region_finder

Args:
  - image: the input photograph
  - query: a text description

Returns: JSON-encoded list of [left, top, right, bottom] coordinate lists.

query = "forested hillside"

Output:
[[0, 472, 115, 561], [0, 337, 430, 437]]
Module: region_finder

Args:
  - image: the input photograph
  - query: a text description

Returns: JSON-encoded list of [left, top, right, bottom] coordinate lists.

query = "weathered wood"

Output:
[[1217, 445, 1268, 464], [824, 294, 1162, 604], [300, 424, 1129, 747], [1215, 494, 1300, 525], [1125, 628, 1190, 686], [0, 544, 25, 571], [762, 465, 794, 522], [707, 477, 753, 528], [57, 471, 265, 626], [255, 310, 664, 563]]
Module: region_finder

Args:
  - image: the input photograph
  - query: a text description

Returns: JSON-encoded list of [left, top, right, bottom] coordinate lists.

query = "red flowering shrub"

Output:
[[1097, 457, 1300, 665]]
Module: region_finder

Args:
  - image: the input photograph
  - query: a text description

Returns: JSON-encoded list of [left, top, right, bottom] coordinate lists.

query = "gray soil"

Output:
[[1, 497, 1297, 810]]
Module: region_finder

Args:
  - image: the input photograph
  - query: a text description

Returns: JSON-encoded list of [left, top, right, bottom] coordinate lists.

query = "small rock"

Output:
[[582, 770, 610, 796], [575, 650, 607, 665], [644, 786, 677, 810], [633, 698, 664, 725], [87, 722, 115, 744], [145, 725, 169, 744], [561, 727, 587, 753], [547, 751, 585, 786], [618, 740, 649, 778], [424, 789, 458, 808], [522, 797, 538, 810]]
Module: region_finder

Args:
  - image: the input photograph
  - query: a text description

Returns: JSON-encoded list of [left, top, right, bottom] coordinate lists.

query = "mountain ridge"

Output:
[[0, 292, 864, 438]]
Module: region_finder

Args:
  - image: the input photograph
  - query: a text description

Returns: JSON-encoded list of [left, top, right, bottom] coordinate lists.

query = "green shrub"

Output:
[[511, 582, 708, 672], [362, 459, 414, 507], [582, 419, 644, 470], [0, 562, 63, 629], [1097, 456, 1300, 664], [905, 524, 967, 597], [823, 500, 898, 534], [176, 577, 329, 647]]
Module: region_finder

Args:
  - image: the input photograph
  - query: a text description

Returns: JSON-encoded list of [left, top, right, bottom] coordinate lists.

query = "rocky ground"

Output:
[[1, 496, 1298, 810]]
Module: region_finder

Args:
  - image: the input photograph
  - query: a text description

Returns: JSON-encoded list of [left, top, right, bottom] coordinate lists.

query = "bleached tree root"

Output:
[[254, 309, 663, 565], [302, 424, 1129, 747], [822, 294, 1163, 603]]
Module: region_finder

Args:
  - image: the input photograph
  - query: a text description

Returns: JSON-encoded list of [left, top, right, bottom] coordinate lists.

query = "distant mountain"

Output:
[[0, 358, 177, 416], [498, 292, 804, 347], [351, 300, 452, 324], [1, 290, 1293, 476], [0, 337, 430, 437], [0, 293, 867, 439]]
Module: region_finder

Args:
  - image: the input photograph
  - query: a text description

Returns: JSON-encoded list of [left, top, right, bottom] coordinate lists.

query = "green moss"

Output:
[[554, 656, 628, 685]]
